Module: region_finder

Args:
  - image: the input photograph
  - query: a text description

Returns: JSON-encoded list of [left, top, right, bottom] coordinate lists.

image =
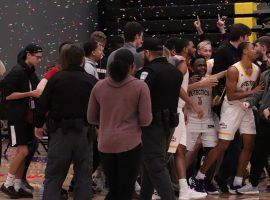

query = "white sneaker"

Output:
[[179, 187, 207, 200], [152, 190, 161, 200], [236, 184, 259, 195], [135, 181, 141, 195]]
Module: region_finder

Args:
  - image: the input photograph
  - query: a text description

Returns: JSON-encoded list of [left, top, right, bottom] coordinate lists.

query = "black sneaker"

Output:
[[22, 180, 34, 191], [17, 188, 33, 198], [228, 184, 242, 195], [188, 176, 206, 193], [214, 176, 228, 193], [205, 182, 219, 195], [0, 184, 19, 199]]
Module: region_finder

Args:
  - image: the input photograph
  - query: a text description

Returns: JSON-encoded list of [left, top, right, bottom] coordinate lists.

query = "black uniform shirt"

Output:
[[212, 40, 240, 95], [35, 66, 97, 128], [2, 62, 39, 123], [136, 57, 183, 113]]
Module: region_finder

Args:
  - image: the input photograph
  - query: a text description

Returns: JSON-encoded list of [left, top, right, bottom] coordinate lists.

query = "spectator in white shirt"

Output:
[[83, 40, 104, 79]]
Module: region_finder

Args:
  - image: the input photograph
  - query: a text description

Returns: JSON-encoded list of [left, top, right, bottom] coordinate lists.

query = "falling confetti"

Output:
[[0, 0, 99, 76]]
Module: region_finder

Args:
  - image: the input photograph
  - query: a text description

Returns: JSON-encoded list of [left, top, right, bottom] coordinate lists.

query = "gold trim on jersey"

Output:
[[239, 62, 253, 77], [219, 132, 232, 136]]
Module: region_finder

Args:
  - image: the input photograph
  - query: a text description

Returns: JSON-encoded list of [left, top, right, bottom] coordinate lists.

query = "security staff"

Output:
[[34, 44, 97, 200], [136, 38, 183, 200]]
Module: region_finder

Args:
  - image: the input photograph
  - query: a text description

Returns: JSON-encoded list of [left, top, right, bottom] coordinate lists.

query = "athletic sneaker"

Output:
[[205, 182, 219, 195], [22, 180, 34, 191], [214, 176, 228, 193], [236, 184, 259, 195], [179, 187, 207, 200], [228, 184, 242, 194], [17, 188, 33, 198], [152, 190, 161, 200], [188, 176, 206, 193], [0, 184, 19, 199]]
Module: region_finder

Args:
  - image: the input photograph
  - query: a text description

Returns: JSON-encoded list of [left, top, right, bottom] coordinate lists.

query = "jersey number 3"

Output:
[[198, 97, 202, 105]]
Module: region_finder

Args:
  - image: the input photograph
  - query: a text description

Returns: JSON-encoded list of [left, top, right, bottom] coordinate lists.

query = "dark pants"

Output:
[[250, 119, 270, 187], [140, 123, 175, 200], [43, 127, 92, 200], [93, 136, 100, 173], [100, 144, 142, 200], [70, 133, 99, 189]]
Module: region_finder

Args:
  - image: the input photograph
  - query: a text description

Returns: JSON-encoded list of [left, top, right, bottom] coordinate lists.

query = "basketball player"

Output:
[[189, 42, 264, 194], [186, 56, 225, 195]]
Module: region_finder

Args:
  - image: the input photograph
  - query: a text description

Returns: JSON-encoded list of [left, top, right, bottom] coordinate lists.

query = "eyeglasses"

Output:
[[31, 54, 42, 60]]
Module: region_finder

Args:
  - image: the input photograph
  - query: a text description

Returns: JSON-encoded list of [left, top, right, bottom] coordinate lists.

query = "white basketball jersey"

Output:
[[225, 61, 260, 103], [187, 80, 214, 128]]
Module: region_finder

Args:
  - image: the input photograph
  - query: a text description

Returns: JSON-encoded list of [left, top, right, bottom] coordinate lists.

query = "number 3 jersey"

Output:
[[187, 79, 217, 132]]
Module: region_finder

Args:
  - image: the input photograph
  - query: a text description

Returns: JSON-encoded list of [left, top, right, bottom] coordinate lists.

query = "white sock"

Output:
[[4, 173, 15, 188], [14, 179, 22, 192], [196, 171, 206, 180], [179, 179, 188, 191], [233, 176, 243, 186]]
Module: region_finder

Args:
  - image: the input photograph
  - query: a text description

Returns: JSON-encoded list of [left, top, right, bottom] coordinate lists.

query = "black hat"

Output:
[[136, 37, 163, 52], [25, 43, 43, 53]]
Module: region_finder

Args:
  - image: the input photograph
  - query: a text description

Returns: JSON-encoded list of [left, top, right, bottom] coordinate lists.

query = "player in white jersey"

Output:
[[189, 42, 264, 195], [165, 38, 207, 200], [186, 57, 218, 152], [186, 56, 226, 194]]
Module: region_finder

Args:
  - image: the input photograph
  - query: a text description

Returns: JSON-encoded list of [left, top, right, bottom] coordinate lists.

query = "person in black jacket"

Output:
[[0, 44, 42, 199], [34, 44, 97, 200], [136, 37, 183, 200]]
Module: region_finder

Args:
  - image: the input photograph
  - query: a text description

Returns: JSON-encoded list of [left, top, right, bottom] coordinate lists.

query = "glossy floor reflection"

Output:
[[1, 142, 270, 199]]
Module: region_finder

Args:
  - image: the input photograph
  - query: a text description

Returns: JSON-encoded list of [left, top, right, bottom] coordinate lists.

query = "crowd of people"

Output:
[[0, 15, 270, 200]]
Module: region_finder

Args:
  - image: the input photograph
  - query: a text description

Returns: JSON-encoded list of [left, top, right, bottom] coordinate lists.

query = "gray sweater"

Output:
[[106, 42, 144, 73], [247, 69, 270, 123]]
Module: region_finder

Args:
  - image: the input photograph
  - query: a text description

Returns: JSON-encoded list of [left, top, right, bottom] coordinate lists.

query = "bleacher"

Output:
[[98, 0, 270, 46]]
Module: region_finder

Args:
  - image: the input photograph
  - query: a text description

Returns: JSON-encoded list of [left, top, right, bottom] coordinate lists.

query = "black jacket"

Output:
[[136, 57, 183, 113], [212, 40, 240, 98], [35, 66, 98, 128], [1, 52, 39, 123]]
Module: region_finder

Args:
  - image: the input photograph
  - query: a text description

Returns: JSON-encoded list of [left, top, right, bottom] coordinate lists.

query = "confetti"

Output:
[[0, 0, 98, 76]]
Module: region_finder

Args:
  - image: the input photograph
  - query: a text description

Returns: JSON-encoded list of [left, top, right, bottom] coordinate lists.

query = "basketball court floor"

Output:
[[0, 142, 270, 199]]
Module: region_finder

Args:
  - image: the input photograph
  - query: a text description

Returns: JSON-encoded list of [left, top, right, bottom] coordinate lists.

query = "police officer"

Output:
[[136, 38, 183, 200], [34, 44, 97, 200]]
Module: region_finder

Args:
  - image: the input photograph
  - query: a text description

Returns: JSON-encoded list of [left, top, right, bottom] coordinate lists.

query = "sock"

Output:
[[179, 179, 188, 191], [196, 171, 206, 180], [4, 173, 15, 188], [233, 176, 243, 186], [14, 179, 22, 192]]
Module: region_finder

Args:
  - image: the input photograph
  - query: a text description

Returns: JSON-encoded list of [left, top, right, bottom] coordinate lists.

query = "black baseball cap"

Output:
[[136, 37, 163, 52], [25, 43, 43, 53]]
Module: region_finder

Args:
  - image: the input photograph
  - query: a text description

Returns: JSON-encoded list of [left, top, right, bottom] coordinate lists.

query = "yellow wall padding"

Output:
[[234, 17, 257, 42], [234, 2, 257, 15]]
